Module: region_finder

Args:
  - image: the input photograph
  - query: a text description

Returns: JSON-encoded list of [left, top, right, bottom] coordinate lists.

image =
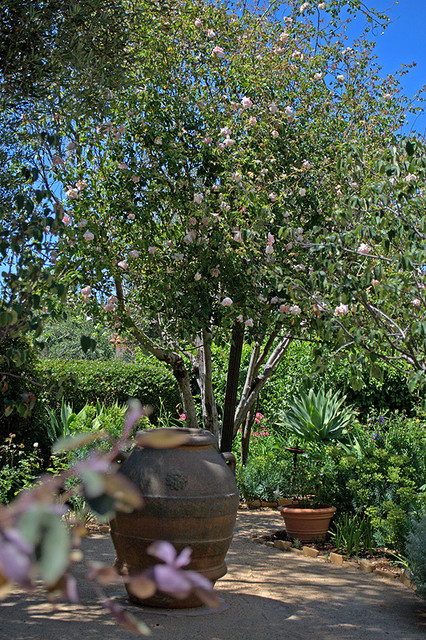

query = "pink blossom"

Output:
[[83, 230, 94, 241], [372, 279, 380, 287], [132, 175, 140, 183], [234, 231, 243, 242], [318, 2, 326, 8], [207, 29, 216, 38], [405, 173, 417, 183], [337, 74, 345, 83], [76, 180, 87, 191], [245, 318, 254, 327], [232, 171, 242, 182], [148, 246, 157, 255], [154, 137, 162, 145], [129, 250, 139, 259], [118, 260, 128, 270], [313, 72, 323, 82], [302, 160, 312, 170], [357, 243, 371, 255], [118, 162, 128, 170], [269, 192, 277, 201], [248, 116, 257, 126], [279, 304, 289, 314], [220, 126, 231, 136], [194, 18, 202, 27], [194, 193, 203, 204], [265, 245, 274, 255], [52, 155, 64, 166], [290, 304, 301, 315], [254, 412, 264, 424], [66, 142, 77, 151], [179, 413, 186, 421], [79, 219, 87, 228], [412, 298, 421, 307], [300, 2, 309, 13], [212, 46, 224, 57], [224, 136, 235, 147], [269, 102, 278, 114], [236, 314, 244, 322], [194, 272, 202, 281], [81, 286, 91, 298], [221, 297, 233, 307], [299, 187, 306, 197], [62, 215, 71, 225], [104, 295, 117, 312], [211, 267, 220, 278], [272, 130, 279, 138], [241, 96, 253, 109], [65, 187, 78, 199], [334, 303, 349, 316], [202, 135, 213, 144], [127, 213, 135, 220], [268, 233, 275, 245], [279, 31, 289, 43]]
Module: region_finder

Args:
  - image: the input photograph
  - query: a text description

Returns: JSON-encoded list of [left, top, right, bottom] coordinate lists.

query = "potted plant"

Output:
[[275, 386, 355, 542]]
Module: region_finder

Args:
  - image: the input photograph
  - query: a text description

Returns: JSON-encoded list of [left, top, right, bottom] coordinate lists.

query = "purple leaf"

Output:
[[184, 570, 213, 591], [151, 565, 192, 596], [174, 547, 192, 569], [146, 540, 177, 565], [0, 529, 33, 584]]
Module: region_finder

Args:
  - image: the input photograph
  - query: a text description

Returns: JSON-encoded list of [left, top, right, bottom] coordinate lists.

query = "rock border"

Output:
[[251, 535, 414, 590]]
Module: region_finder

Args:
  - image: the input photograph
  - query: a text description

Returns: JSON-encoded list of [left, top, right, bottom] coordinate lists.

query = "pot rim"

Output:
[[135, 427, 217, 447], [278, 505, 336, 514]]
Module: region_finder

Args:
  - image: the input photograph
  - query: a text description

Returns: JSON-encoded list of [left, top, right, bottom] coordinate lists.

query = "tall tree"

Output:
[[5, 0, 422, 445]]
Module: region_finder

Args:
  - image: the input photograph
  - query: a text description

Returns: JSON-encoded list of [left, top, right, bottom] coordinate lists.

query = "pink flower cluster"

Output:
[[252, 430, 270, 437], [254, 412, 264, 424]]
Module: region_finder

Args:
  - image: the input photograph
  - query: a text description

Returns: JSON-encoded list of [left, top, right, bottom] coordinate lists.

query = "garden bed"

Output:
[[253, 526, 409, 582]]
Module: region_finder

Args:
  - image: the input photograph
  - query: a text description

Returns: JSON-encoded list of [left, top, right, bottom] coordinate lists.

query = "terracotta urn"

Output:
[[110, 428, 239, 608], [278, 504, 336, 543]]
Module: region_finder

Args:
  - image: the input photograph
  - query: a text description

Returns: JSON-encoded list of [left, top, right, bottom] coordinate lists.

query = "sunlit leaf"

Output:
[[134, 429, 190, 449], [52, 430, 107, 453]]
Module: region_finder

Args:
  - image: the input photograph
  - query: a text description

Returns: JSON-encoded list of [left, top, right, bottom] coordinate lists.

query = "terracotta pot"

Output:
[[110, 428, 239, 608], [278, 505, 336, 543]]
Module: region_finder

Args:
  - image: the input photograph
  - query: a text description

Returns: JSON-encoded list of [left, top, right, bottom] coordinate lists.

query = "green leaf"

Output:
[[18, 507, 70, 586]]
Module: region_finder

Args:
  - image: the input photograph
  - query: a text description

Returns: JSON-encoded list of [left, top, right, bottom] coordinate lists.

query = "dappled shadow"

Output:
[[0, 514, 425, 640]]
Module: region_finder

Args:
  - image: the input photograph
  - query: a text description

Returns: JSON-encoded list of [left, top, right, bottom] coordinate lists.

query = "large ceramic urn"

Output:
[[110, 428, 239, 608]]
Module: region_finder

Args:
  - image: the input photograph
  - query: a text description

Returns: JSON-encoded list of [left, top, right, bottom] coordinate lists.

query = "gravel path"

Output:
[[1, 509, 425, 640]]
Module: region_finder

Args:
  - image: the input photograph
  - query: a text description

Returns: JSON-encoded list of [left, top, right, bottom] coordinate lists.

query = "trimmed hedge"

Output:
[[37, 358, 181, 421]]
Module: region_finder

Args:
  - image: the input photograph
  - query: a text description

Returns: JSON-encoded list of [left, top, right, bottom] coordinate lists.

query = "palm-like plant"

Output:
[[278, 387, 355, 445]]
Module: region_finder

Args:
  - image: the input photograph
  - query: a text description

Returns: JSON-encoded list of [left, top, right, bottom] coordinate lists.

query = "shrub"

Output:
[[0, 434, 43, 503], [37, 358, 181, 422], [236, 453, 293, 502], [406, 511, 426, 599]]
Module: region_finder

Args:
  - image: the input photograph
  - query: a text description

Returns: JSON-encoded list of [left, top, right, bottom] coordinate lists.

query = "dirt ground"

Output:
[[1, 509, 425, 640]]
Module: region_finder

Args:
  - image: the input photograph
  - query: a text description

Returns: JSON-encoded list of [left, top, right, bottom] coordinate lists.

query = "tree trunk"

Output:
[[172, 359, 199, 429], [194, 331, 220, 441], [220, 322, 244, 452], [241, 409, 253, 466]]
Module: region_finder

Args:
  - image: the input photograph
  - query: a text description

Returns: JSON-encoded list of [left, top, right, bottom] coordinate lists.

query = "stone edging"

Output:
[[251, 536, 414, 590]]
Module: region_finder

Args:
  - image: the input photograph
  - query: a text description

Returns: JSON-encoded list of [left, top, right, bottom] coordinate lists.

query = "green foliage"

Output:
[[41, 311, 118, 361], [0, 434, 43, 503], [330, 513, 375, 557], [277, 386, 355, 445], [406, 512, 426, 599], [236, 453, 293, 502], [37, 358, 181, 421]]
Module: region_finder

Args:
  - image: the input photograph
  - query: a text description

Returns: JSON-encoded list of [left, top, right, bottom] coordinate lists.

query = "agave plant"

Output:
[[278, 387, 355, 445]]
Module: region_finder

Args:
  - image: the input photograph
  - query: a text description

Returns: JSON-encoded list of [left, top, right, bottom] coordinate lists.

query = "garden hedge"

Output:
[[37, 358, 181, 420]]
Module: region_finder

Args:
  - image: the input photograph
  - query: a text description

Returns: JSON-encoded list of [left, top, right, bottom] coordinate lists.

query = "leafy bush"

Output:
[[236, 453, 293, 502], [37, 358, 181, 421], [0, 434, 43, 503], [406, 512, 426, 599]]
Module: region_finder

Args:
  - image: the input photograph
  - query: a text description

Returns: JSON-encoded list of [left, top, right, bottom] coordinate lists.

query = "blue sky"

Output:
[[348, 0, 426, 135]]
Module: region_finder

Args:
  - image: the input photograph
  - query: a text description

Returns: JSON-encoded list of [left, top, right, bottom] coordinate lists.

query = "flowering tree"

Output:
[[13, 0, 419, 450], [305, 137, 426, 394]]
